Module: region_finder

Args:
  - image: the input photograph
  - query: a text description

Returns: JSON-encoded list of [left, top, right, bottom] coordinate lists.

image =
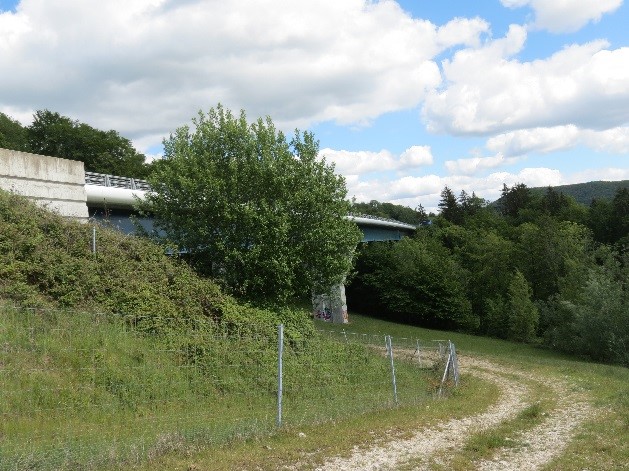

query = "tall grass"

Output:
[[0, 306, 443, 470]]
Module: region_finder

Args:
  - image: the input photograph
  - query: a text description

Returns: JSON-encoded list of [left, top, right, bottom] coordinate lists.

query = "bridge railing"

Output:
[[349, 212, 418, 227], [85, 172, 151, 191]]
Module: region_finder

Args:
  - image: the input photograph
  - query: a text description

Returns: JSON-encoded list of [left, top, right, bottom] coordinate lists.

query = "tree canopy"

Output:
[[0, 110, 149, 178], [0, 112, 29, 151], [348, 182, 628, 365], [28, 110, 149, 178], [143, 105, 362, 302]]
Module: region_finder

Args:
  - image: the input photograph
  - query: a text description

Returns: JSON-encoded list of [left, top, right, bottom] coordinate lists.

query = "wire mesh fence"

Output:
[[0, 305, 458, 470]]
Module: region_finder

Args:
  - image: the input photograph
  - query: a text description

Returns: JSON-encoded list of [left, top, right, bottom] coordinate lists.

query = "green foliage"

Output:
[[1, 109, 150, 178], [514, 219, 592, 301], [0, 112, 29, 151], [506, 270, 539, 342], [540, 264, 628, 365], [537, 186, 588, 224], [482, 271, 539, 342], [144, 104, 361, 302], [26, 109, 149, 177], [349, 237, 475, 330], [610, 187, 629, 246], [438, 185, 463, 225], [351, 199, 426, 225], [530, 180, 629, 206], [499, 182, 537, 220], [446, 226, 514, 333], [588, 187, 629, 246], [0, 188, 314, 339], [348, 183, 626, 364]]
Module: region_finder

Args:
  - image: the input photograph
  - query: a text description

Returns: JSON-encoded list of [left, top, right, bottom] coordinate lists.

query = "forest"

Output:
[[348, 184, 628, 366]]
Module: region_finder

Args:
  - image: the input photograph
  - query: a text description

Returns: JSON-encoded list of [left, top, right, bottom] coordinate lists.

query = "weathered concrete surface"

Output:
[[0, 148, 89, 219], [313, 283, 349, 324]]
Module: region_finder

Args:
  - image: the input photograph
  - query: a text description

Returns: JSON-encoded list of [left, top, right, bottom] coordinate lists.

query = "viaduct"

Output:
[[1, 148, 417, 323]]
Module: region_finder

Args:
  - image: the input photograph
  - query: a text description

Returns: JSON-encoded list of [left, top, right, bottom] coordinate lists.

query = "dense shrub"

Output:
[[348, 237, 475, 330], [0, 189, 313, 339]]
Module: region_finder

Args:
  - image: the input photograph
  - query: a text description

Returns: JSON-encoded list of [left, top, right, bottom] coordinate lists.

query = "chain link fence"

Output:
[[0, 305, 458, 470]]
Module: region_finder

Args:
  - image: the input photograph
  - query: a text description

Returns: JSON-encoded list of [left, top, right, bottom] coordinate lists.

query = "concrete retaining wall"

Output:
[[0, 148, 89, 219]]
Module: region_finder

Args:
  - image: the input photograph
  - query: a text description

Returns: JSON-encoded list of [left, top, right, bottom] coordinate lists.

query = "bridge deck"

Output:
[[85, 172, 417, 242]]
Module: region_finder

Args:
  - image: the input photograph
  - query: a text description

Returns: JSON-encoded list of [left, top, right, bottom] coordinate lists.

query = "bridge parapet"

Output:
[[85, 172, 151, 191]]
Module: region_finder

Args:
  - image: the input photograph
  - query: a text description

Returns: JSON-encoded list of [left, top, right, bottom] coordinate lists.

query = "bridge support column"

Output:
[[312, 283, 348, 324]]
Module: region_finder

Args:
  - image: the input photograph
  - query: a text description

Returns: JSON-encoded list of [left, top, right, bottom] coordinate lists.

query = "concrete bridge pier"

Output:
[[312, 283, 348, 324]]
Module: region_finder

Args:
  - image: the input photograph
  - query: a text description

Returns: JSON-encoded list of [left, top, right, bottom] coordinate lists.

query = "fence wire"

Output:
[[0, 306, 458, 470]]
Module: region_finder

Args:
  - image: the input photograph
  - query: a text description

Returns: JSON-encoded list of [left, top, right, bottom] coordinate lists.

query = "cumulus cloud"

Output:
[[320, 145, 433, 176], [581, 127, 629, 153], [423, 26, 629, 136], [486, 126, 581, 156], [569, 167, 629, 182], [487, 125, 629, 156], [0, 0, 493, 151], [500, 0, 622, 33], [399, 146, 433, 167], [444, 153, 520, 175]]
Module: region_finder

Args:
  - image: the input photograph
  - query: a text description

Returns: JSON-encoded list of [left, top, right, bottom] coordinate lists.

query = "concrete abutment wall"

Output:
[[0, 148, 89, 220]]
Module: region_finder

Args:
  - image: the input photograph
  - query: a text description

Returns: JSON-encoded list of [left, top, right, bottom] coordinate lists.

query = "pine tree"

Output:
[[439, 186, 463, 225]]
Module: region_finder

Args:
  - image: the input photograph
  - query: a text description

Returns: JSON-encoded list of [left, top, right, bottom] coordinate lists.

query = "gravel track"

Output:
[[309, 355, 595, 471]]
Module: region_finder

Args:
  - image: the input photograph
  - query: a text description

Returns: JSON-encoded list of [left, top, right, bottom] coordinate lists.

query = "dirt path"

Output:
[[309, 355, 595, 471], [474, 363, 594, 471]]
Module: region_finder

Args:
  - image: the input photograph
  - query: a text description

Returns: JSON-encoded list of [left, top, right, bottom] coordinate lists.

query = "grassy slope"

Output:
[[0, 191, 441, 470], [141, 314, 628, 471]]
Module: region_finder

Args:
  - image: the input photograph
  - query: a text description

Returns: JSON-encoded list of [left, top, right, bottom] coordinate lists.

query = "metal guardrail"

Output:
[[84, 173, 417, 229], [84, 172, 151, 191], [349, 212, 419, 228]]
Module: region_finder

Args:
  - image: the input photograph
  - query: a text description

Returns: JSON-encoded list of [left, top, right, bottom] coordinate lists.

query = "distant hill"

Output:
[[529, 180, 628, 205]]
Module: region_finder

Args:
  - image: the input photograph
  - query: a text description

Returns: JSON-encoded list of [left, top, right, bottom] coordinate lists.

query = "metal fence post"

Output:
[[449, 341, 459, 386], [385, 335, 398, 405], [416, 339, 421, 367], [438, 353, 451, 397], [277, 323, 284, 427]]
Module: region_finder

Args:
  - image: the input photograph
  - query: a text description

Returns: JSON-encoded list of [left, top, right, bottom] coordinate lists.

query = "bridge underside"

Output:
[[89, 208, 412, 243]]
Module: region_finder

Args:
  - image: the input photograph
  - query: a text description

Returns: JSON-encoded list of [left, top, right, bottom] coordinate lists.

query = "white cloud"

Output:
[[423, 27, 629, 136], [436, 16, 490, 49], [399, 146, 433, 167], [320, 145, 433, 176], [487, 125, 629, 156], [581, 127, 629, 153], [444, 153, 519, 175], [500, 0, 623, 33], [0, 0, 492, 151], [569, 167, 629, 182], [487, 126, 581, 156], [321, 149, 398, 175]]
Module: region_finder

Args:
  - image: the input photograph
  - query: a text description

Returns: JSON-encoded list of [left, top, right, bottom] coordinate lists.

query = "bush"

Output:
[[0, 189, 313, 340]]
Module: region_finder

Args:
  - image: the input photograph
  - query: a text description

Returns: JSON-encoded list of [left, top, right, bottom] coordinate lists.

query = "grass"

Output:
[[144, 313, 628, 470], [129, 374, 499, 471], [0, 306, 448, 471], [2, 304, 627, 470]]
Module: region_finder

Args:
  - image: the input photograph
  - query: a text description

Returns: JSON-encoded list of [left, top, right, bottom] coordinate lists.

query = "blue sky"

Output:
[[1, 0, 627, 211]]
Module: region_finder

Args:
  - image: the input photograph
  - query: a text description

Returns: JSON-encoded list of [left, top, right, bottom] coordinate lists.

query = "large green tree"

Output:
[[0, 112, 29, 151], [27, 110, 149, 178], [438, 186, 463, 225], [351, 236, 476, 330], [144, 105, 361, 302]]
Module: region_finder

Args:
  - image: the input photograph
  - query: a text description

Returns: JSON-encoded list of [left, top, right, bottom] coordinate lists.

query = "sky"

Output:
[[1, 0, 628, 212]]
